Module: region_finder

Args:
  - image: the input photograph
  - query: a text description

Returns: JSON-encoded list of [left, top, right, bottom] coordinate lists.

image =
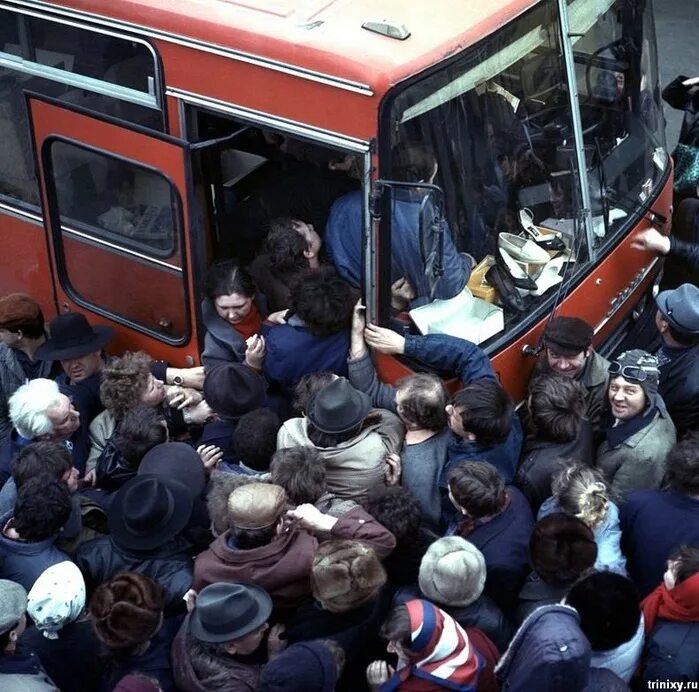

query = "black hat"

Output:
[[138, 442, 206, 499], [656, 283, 699, 336], [203, 363, 267, 420], [189, 582, 272, 643], [307, 377, 371, 435], [108, 474, 193, 551], [36, 312, 114, 361], [543, 316, 594, 356]]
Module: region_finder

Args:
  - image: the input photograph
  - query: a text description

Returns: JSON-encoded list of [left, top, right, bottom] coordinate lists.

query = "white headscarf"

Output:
[[28, 561, 85, 639]]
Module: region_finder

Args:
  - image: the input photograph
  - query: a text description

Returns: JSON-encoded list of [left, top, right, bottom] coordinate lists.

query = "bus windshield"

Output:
[[380, 0, 665, 346]]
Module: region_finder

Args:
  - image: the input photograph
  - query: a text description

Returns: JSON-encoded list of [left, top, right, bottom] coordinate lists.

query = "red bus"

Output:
[[0, 0, 671, 398]]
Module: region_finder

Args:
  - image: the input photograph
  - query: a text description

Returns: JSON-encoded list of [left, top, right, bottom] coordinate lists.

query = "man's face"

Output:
[[655, 309, 669, 339], [445, 403, 468, 439], [61, 350, 103, 383], [292, 220, 322, 259], [608, 375, 646, 421], [225, 622, 269, 655], [546, 347, 589, 379], [46, 394, 80, 439], [61, 466, 80, 493], [0, 328, 20, 348]]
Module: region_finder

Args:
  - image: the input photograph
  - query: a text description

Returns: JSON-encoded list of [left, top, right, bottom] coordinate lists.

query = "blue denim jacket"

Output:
[[324, 190, 469, 301]]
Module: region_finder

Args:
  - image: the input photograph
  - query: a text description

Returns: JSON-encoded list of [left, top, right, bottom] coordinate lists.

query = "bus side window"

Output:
[[0, 8, 162, 210], [46, 140, 188, 341]]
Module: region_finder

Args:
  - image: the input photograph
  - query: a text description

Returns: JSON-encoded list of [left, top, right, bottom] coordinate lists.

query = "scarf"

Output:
[[231, 302, 262, 341], [451, 493, 512, 538], [381, 600, 482, 692], [641, 572, 699, 634], [600, 400, 658, 448]]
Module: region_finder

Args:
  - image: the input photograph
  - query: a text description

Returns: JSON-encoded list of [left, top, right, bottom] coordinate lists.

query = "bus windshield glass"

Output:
[[381, 0, 664, 347]]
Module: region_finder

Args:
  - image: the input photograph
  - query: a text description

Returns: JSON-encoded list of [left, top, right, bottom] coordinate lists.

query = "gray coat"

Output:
[[0, 343, 54, 444], [596, 402, 676, 500]]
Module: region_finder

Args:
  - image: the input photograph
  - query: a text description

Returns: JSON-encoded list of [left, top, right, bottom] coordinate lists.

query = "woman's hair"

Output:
[[8, 378, 63, 440], [379, 603, 412, 649], [205, 259, 256, 301], [527, 374, 586, 442], [670, 545, 699, 585], [551, 464, 610, 530], [362, 486, 422, 544], [396, 374, 448, 431], [289, 267, 355, 337], [90, 572, 164, 653], [100, 352, 153, 419], [447, 461, 506, 518]]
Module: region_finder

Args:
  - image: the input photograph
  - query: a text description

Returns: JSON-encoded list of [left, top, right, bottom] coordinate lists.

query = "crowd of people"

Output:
[[0, 216, 698, 691]]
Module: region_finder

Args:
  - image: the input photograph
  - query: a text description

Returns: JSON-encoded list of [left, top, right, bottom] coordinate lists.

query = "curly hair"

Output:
[[270, 446, 327, 505], [90, 572, 164, 652], [100, 352, 153, 419], [290, 267, 354, 337], [527, 373, 587, 442], [13, 476, 72, 541], [447, 461, 506, 518], [266, 218, 310, 276], [551, 464, 610, 530], [362, 486, 422, 544], [12, 440, 72, 488]]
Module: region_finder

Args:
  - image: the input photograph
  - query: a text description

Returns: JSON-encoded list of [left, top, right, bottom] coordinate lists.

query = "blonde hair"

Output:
[[551, 465, 609, 530]]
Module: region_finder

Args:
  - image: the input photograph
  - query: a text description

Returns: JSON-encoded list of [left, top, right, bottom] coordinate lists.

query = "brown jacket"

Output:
[[191, 507, 395, 605]]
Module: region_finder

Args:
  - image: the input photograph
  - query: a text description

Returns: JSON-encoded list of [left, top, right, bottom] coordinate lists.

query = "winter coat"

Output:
[[515, 421, 594, 513], [200, 295, 268, 370], [590, 616, 644, 683], [97, 615, 181, 692], [443, 597, 513, 655], [21, 617, 100, 692], [539, 496, 627, 574], [261, 315, 350, 392], [596, 403, 676, 499], [192, 506, 395, 604], [642, 618, 699, 683], [171, 614, 262, 692], [456, 486, 534, 617], [515, 573, 570, 626], [621, 488, 699, 596], [0, 343, 54, 445], [0, 511, 71, 591], [277, 411, 404, 501], [495, 605, 629, 691], [76, 535, 193, 613], [0, 643, 60, 690], [658, 342, 699, 437]]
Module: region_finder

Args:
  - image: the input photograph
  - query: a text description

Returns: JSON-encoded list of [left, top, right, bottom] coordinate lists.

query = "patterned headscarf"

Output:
[[28, 561, 86, 639], [382, 599, 483, 691]]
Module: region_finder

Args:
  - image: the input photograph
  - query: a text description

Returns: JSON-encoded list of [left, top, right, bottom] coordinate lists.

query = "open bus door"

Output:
[[27, 94, 202, 364]]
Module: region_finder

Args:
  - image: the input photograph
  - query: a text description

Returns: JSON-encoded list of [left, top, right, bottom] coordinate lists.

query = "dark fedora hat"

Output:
[[307, 377, 371, 435], [36, 312, 114, 361], [656, 283, 699, 336], [138, 442, 206, 499], [189, 582, 272, 643], [107, 474, 193, 551]]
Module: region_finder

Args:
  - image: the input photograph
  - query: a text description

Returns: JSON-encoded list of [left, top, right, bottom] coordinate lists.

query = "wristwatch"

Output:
[[172, 374, 185, 387]]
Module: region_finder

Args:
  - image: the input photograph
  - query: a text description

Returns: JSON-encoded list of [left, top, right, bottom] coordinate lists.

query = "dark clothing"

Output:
[[620, 488, 699, 596], [662, 75, 699, 147], [0, 512, 71, 592], [97, 615, 181, 692], [198, 419, 237, 462], [382, 528, 436, 588], [171, 614, 262, 692], [261, 316, 350, 393], [642, 619, 699, 683], [515, 421, 594, 512], [451, 487, 534, 617], [22, 617, 100, 692], [0, 643, 49, 677], [0, 431, 24, 487], [515, 572, 570, 626], [444, 597, 513, 655], [285, 592, 392, 692], [657, 341, 699, 436], [76, 536, 193, 613]]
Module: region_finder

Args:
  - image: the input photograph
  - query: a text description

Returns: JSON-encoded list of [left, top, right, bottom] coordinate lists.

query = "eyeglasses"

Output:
[[608, 362, 656, 383]]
